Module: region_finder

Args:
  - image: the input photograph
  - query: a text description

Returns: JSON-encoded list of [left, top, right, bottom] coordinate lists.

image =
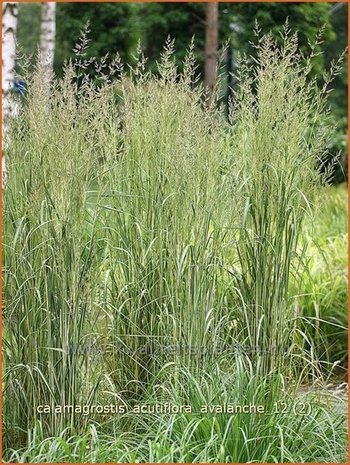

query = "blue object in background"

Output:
[[13, 80, 27, 96]]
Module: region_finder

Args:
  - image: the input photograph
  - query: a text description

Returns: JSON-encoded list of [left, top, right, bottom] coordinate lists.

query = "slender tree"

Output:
[[2, 2, 18, 185], [40, 2, 56, 76], [204, 2, 218, 100]]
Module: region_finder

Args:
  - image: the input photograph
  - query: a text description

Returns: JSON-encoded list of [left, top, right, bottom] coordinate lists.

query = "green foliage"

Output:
[[6, 368, 347, 463], [17, 3, 343, 83], [3, 31, 347, 462], [295, 184, 348, 369]]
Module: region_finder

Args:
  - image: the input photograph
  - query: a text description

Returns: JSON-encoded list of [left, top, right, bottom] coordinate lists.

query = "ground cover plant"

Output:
[[2, 27, 348, 463], [294, 184, 348, 370]]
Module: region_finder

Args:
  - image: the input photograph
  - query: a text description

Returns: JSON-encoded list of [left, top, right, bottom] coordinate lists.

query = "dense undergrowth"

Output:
[[2, 29, 348, 463], [296, 184, 348, 370]]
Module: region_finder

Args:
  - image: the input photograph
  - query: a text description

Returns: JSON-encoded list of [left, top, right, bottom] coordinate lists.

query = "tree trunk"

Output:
[[40, 2, 56, 77], [204, 2, 218, 101], [2, 2, 18, 186]]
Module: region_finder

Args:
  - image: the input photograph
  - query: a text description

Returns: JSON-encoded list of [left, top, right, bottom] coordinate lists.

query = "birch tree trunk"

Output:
[[40, 2, 56, 77], [2, 2, 18, 185], [204, 2, 218, 103]]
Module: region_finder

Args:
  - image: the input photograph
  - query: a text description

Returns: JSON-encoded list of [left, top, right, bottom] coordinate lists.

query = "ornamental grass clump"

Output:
[[3, 56, 118, 445], [101, 41, 236, 396], [225, 26, 341, 376], [2, 27, 346, 462]]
